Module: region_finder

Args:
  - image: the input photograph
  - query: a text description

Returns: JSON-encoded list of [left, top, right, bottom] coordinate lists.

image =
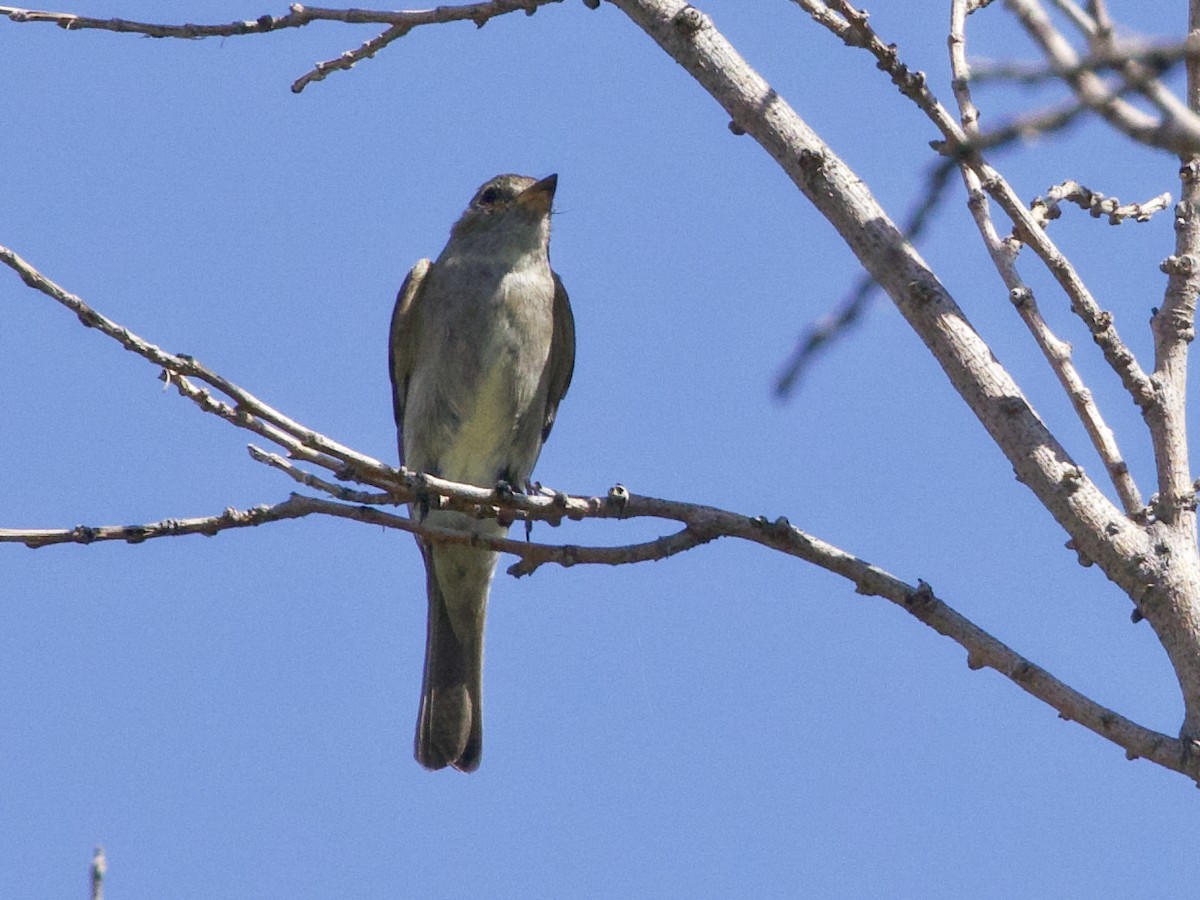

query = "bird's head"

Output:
[[444, 173, 557, 260]]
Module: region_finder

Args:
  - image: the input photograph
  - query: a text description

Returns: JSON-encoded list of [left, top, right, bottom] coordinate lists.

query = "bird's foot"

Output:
[[494, 479, 518, 527]]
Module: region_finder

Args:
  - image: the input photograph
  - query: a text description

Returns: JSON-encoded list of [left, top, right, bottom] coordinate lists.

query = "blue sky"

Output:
[[2, 1, 1197, 896]]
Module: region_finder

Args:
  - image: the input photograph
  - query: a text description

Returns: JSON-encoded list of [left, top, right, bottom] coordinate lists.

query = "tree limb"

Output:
[[628, 0, 1151, 584], [2, 473, 1191, 781]]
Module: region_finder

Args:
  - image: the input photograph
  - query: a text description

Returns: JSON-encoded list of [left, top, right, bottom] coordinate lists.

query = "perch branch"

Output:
[[2, 476, 1190, 781]]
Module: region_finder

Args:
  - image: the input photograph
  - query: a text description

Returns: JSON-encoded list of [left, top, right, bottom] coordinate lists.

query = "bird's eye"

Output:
[[478, 187, 502, 206]]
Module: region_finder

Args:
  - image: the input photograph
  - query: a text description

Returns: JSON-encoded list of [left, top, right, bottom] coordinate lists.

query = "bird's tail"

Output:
[[414, 538, 490, 772]]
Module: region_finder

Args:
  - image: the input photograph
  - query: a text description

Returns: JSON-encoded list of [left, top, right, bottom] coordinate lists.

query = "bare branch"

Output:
[[290, 2, 570, 92], [164, 371, 355, 478], [789, 0, 966, 140], [0, 4, 287, 36], [0, 2, 561, 36], [1087, 0, 1114, 39], [1005, 0, 1200, 155], [951, 0, 1144, 515], [0, 499, 321, 547], [970, 39, 1199, 84], [3, 472, 1190, 780], [983, 95, 1094, 141], [793, 0, 1155, 412], [616, 0, 1159, 604], [1145, 27, 1200, 527], [775, 97, 1096, 399], [291, 23, 406, 92], [248, 445, 392, 504], [0, 1, 567, 91], [0, 244, 389, 482], [1050, 0, 1104, 36], [966, 180, 1145, 516]]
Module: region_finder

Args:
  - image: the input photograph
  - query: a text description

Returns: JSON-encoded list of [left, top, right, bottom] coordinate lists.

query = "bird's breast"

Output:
[[417, 260, 555, 486]]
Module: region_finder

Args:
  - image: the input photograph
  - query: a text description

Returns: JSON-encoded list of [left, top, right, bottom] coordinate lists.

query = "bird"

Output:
[[388, 173, 575, 772]]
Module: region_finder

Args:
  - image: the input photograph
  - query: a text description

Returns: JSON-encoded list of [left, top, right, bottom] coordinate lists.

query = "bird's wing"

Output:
[[541, 272, 576, 443], [389, 258, 432, 467]]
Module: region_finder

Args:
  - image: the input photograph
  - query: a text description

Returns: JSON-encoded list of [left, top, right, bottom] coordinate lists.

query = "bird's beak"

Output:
[[517, 174, 558, 215]]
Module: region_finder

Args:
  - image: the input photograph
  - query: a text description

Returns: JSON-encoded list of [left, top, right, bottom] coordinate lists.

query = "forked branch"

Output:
[[1, 238, 1191, 780]]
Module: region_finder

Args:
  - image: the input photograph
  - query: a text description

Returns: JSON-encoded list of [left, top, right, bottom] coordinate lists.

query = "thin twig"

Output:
[[0, 2, 562, 35], [970, 39, 1198, 84], [1030, 0, 1200, 527], [0, 244, 390, 482], [774, 157, 957, 398], [792, 2, 1155, 415], [775, 97, 1096, 398], [951, 0, 1143, 515], [1087, 0, 1113, 40], [291, 23, 406, 92], [165, 372, 354, 476], [1049, 0, 1099, 35], [0, 2, 567, 91], [248, 445, 393, 504], [0, 498, 321, 547], [1005, 0, 1200, 155], [795, 0, 1156, 439], [1029, 180, 1172, 227]]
